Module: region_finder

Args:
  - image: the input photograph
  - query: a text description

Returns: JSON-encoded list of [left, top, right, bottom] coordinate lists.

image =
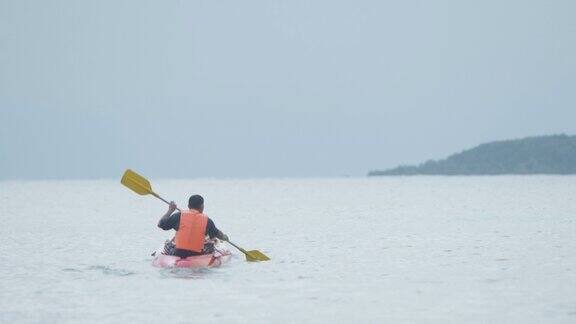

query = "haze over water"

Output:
[[1, 0, 576, 179], [1, 177, 575, 323]]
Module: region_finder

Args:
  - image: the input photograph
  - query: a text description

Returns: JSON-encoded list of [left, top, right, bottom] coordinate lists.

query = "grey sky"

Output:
[[1, 0, 575, 179]]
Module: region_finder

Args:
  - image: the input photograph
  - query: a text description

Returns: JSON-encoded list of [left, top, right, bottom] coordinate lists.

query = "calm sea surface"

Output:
[[1, 177, 575, 323]]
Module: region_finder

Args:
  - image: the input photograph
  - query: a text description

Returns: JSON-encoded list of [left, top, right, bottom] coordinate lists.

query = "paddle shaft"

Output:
[[152, 192, 181, 212], [226, 240, 249, 254]]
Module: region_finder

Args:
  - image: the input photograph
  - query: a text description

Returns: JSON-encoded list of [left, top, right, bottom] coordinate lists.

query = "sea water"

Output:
[[0, 177, 575, 323]]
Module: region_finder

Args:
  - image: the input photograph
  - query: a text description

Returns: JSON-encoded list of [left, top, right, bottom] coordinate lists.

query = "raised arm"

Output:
[[157, 201, 177, 230]]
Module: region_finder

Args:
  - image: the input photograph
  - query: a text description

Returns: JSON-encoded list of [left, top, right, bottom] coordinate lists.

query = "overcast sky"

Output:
[[1, 0, 575, 179]]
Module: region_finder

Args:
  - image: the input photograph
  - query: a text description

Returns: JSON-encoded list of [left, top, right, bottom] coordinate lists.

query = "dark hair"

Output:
[[188, 195, 204, 209]]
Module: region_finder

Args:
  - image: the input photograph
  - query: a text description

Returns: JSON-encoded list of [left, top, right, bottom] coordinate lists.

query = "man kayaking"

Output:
[[157, 194, 229, 258]]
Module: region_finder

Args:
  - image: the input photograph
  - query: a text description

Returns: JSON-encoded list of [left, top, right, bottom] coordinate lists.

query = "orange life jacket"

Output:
[[174, 209, 209, 252]]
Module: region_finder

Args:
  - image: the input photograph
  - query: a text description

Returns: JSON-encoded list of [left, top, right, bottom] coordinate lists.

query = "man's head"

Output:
[[188, 194, 204, 212]]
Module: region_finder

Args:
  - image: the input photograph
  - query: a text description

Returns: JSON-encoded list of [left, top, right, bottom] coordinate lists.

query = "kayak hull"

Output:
[[152, 250, 232, 268]]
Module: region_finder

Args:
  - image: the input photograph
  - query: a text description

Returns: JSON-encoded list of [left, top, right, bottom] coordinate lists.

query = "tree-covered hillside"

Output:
[[369, 134, 576, 176]]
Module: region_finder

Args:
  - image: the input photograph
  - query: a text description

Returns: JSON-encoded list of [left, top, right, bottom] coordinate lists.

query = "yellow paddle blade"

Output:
[[245, 250, 270, 262], [226, 240, 270, 262], [121, 169, 154, 195]]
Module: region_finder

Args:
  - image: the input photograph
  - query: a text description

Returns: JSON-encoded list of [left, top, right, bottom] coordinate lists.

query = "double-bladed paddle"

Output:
[[120, 169, 270, 262]]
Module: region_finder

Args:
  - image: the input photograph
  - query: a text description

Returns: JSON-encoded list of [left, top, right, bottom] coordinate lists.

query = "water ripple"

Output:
[[87, 265, 136, 276]]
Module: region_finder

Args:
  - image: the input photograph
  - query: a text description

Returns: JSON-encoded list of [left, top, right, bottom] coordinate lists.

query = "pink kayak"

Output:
[[152, 249, 232, 268]]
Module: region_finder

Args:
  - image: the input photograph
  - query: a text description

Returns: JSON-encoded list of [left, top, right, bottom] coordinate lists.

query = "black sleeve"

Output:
[[158, 212, 180, 231], [205, 218, 220, 239]]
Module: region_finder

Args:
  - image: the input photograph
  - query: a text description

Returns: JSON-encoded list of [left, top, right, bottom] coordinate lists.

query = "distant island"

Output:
[[369, 134, 576, 176]]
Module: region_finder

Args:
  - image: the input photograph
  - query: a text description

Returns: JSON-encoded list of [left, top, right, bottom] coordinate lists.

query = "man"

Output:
[[158, 194, 228, 258]]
